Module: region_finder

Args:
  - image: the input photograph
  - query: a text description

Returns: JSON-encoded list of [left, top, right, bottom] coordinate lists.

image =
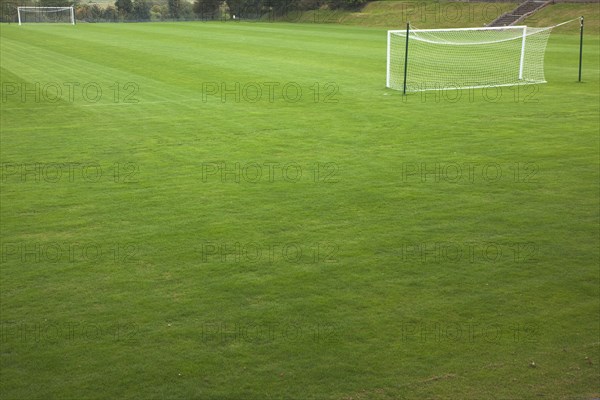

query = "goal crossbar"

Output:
[[388, 25, 527, 33]]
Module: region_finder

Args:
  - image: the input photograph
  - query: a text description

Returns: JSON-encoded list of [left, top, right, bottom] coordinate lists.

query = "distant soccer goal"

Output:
[[17, 6, 75, 25], [387, 19, 582, 93]]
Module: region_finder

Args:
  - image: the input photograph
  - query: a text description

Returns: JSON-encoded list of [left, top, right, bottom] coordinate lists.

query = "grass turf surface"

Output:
[[1, 19, 599, 399]]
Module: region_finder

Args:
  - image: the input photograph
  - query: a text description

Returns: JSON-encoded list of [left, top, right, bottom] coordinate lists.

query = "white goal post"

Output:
[[17, 6, 75, 25], [386, 24, 557, 93]]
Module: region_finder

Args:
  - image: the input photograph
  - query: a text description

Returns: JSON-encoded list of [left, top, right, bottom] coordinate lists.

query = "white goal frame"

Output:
[[17, 6, 75, 26], [386, 25, 547, 93]]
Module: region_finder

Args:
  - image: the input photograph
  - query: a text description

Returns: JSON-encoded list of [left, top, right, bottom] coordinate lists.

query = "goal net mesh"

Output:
[[387, 25, 553, 92], [18, 7, 74, 24]]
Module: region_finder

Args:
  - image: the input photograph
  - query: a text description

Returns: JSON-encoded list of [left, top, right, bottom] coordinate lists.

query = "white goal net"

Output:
[[18, 7, 75, 25], [387, 25, 555, 93]]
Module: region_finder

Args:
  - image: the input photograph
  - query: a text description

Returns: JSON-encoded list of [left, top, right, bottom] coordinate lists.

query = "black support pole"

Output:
[[403, 22, 410, 95], [578, 16, 584, 82]]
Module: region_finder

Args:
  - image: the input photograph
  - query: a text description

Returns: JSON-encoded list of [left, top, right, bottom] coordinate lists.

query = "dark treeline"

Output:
[[0, 0, 365, 23]]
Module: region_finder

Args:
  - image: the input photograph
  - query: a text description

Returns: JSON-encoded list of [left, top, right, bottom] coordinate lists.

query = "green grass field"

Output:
[[1, 16, 599, 400]]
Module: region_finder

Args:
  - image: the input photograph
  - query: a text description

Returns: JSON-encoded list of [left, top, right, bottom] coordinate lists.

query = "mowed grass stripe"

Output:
[[3, 23, 385, 88], [0, 36, 211, 107]]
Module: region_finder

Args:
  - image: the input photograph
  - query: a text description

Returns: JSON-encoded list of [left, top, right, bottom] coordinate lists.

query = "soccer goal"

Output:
[[386, 20, 581, 93], [17, 6, 75, 25]]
